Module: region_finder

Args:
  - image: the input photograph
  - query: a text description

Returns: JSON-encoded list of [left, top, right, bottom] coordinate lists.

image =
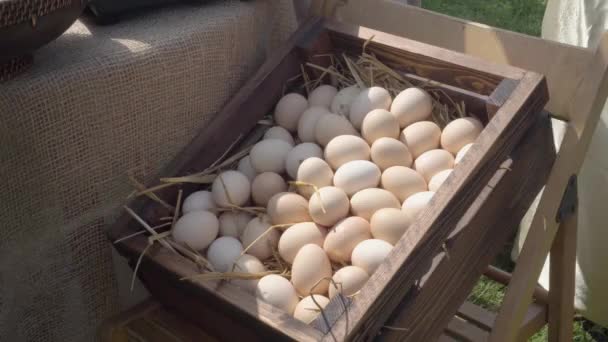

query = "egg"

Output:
[[455, 143, 473, 164], [278, 222, 327, 264], [308, 186, 350, 227], [211, 170, 251, 207], [390, 87, 433, 128], [314, 114, 358, 146], [361, 109, 400, 144], [351, 239, 393, 274], [249, 139, 293, 174], [264, 126, 295, 146], [274, 93, 308, 132], [172, 211, 219, 250], [350, 188, 401, 220], [333, 160, 381, 196], [308, 85, 338, 108], [232, 254, 266, 292], [414, 149, 455, 182], [218, 211, 253, 237], [324, 135, 371, 170], [251, 172, 288, 206], [237, 156, 257, 181], [328, 266, 369, 298], [441, 117, 483, 154], [241, 215, 280, 260], [294, 295, 330, 324], [256, 274, 299, 314], [291, 244, 332, 295], [331, 85, 361, 116], [349, 87, 392, 129], [428, 169, 453, 192], [285, 142, 323, 179], [381, 166, 428, 201], [295, 157, 334, 199], [206, 237, 243, 272], [399, 121, 441, 158], [325, 217, 370, 264], [267, 192, 311, 226], [402, 191, 435, 218], [370, 137, 413, 170], [370, 208, 413, 245], [298, 106, 332, 143], [182, 190, 216, 214]]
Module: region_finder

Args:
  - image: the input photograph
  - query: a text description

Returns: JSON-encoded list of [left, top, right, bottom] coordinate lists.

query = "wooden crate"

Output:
[[107, 17, 550, 341]]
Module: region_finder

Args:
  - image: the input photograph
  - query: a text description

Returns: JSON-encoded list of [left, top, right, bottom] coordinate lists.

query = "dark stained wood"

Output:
[[457, 301, 496, 331], [486, 78, 520, 120], [445, 316, 489, 342], [484, 265, 550, 305], [298, 30, 335, 83]]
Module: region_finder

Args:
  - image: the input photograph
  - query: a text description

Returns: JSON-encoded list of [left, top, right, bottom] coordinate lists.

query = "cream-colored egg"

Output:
[[256, 274, 299, 314], [414, 149, 455, 182], [349, 87, 392, 129], [232, 254, 266, 292], [206, 236, 243, 272], [182, 190, 216, 214], [251, 172, 287, 207], [314, 114, 358, 147], [285, 142, 323, 179], [351, 239, 393, 274], [211, 170, 251, 207], [264, 126, 295, 146], [399, 121, 441, 158], [441, 117, 483, 154], [308, 85, 338, 108], [402, 191, 435, 218], [308, 186, 350, 227], [298, 106, 332, 143], [278, 222, 326, 264], [267, 192, 311, 226], [350, 188, 401, 220], [323, 216, 371, 263], [324, 135, 371, 170], [370, 208, 413, 245], [172, 211, 219, 250], [250, 139, 293, 174], [241, 215, 280, 260], [390, 87, 433, 128], [333, 160, 381, 196], [328, 266, 369, 298], [331, 85, 361, 116], [455, 143, 473, 164], [274, 93, 308, 132], [219, 211, 253, 237], [361, 109, 400, 144], [296, 157, 334, 199], [291, 244, 332, 295], [381, 166, 428, 201], [428, 169, 453, 192], [294, 295, 330, 324], [370, 137, 413, 171], [237, 156, 257, 182]]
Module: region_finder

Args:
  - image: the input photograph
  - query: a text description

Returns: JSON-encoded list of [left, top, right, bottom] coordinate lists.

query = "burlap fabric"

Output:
[[0, 1, 296, 340]]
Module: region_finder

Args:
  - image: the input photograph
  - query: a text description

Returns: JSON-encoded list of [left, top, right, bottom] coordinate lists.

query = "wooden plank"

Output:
[[457, 302, 496, 331], [446, 316, 489, 342], [484, 265, 550, 305], [519, 302, 548, 341], [98, 300, 161, 342], [146, 305, 220, 342], [486, 79, 519, 120], [438, 335, 459, 342]]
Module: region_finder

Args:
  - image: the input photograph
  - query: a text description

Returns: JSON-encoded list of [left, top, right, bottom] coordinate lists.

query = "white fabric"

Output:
[[513, 0, 608, 327]]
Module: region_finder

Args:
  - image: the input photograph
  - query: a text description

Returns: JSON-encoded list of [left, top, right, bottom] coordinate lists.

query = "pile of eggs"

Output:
[[171, 84, 483, 324]]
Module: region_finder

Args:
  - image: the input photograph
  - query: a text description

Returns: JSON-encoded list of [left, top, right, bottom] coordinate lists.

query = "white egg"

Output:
[[298, 106, 332, 143], [251, 172, 287, 207], [267, 192, 311, 226], [256, 274, 299, 314], [333, 160, 381, 196], [428, 169, 453, 192], [399, 121, 441, 158], [294, 295, 330, 324], [323, 216, 371, 263], [264, 126, 295, 146], [349, 87, 392, 129], [172, 211, 219, 250], [381, 166, 428, 202], [218, 211, 253, 237], [324, 135, 371, 170], [232, 254, 266, 292], [291, 244, 332, 295], [249, 139, 293, 174], [331, 85, 361, 116], [308, 85, 338, 108], [207, 237, 243, 272], [274, 93, 308, 132], [308, 186, 350, 227], [402, 191, 435, 218], [370, 208, 413, 245], [390, 87, 433, 128], [413, 149, 454, 182], [211, 170, 251, 207], [350, 188, 401, 221], [329, 266, 369, 298], [241, 215, 280, 260], [370, 137, 413, 171], [295, 157, 334, 199], [278, 222, 327, 264], [455, 143, 473, 164], [351, 239, 393, 274], [314, 114, 358, 146], [237, 156, 257, 181], [285, 142, 323, 179], [361, 109, 400, 144], [441, 117, 483, 154], [182, 190, 216, 214]]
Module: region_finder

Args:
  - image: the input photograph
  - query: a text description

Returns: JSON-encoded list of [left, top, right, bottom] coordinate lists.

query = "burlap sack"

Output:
[[0, 1, 296, 340]]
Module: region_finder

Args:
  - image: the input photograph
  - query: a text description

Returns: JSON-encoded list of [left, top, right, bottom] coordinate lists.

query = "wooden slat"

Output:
[[519, 302, 548, 341], [484, 265, 549, 304], [457, 302, 496, 331], [486, 79, 519, 120], [446, 316, 489, 342]]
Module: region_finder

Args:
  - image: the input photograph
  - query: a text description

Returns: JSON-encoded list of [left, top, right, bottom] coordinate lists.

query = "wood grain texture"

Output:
[[446, 316, 489, 342], [486, 78, 519, 120]]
